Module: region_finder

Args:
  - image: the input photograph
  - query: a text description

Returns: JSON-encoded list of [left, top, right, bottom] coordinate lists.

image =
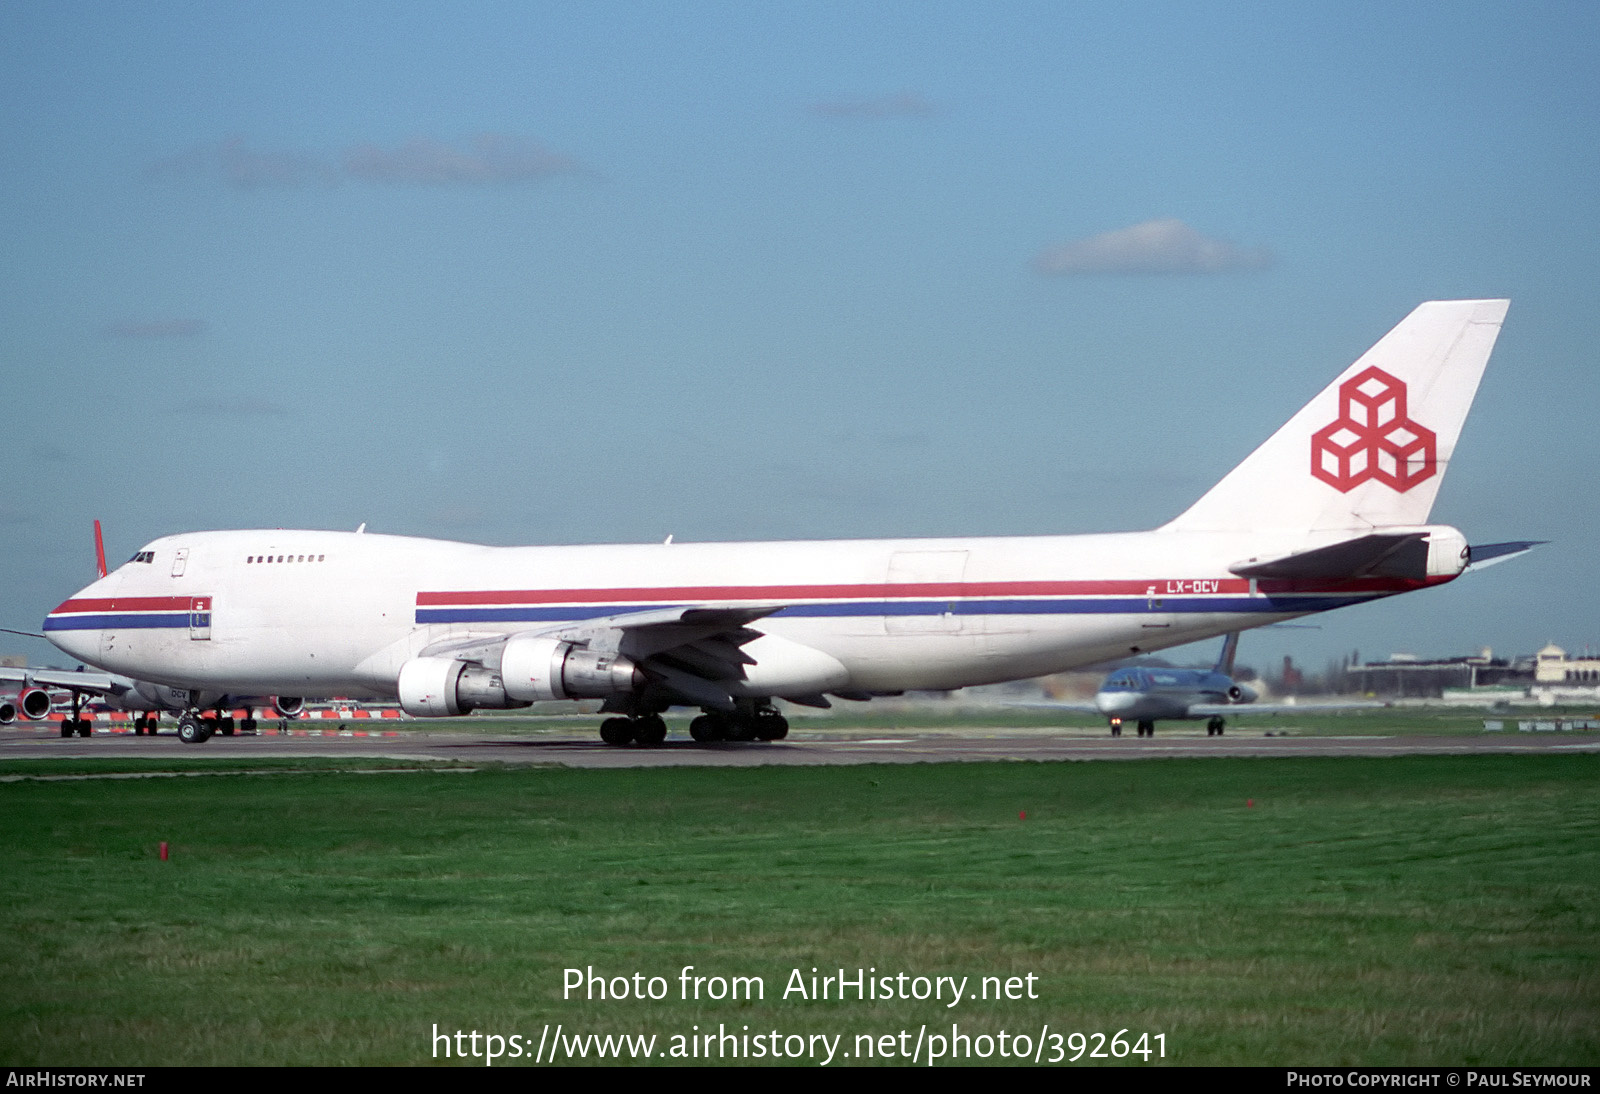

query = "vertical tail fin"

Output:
[[93, 520, 108, 579], [1213, 631, 1240, 676], [1163, 300, 1509, 534]]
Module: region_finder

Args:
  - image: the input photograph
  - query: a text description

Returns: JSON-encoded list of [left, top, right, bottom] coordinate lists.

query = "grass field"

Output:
[[2, 751, 1596, 1066]]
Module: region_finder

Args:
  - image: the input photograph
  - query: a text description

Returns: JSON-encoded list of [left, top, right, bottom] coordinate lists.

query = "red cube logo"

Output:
[[1310, 367, 1435, 493]]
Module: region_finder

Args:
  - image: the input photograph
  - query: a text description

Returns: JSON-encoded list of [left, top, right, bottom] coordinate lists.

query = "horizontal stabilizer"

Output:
[[1464, 540, 1545, 573], [1230, 533, 1429, 582]]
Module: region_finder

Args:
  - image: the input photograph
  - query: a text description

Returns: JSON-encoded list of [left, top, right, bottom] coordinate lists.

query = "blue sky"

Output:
[[3, 1, 1597, 674]]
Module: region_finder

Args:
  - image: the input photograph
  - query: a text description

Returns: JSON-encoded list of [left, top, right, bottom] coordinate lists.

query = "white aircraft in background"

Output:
[[41, 300, 1524, 745]]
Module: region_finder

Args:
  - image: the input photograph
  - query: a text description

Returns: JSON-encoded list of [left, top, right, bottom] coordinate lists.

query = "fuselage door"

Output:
[[886, 550, 968, 634], [189, 596, 211, 641], [171, 548, 189, 577]]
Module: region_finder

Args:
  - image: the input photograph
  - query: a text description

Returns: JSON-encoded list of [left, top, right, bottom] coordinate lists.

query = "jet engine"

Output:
[[272, 696, 305, 717], [397, 638, 647, 717], [396, 656, 529, 717], [499, 636, 643, 703], [5, 687, 53, 722]]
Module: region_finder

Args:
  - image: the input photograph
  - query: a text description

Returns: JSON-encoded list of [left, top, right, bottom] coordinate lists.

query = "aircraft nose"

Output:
[[1096, 690, 1136, 714], [43, 580, 109, 663]]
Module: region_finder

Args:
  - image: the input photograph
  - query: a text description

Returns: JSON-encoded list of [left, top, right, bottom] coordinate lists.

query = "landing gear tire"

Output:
[[219, 717, 236, 736], [241, 718, 258, 734], [1207, 717, 1225, 736], [1109, 720, 1122, 737], [77, 720, 92, 737], [723, 715, 757, 742], [599, 717, 635, 746], [178, 715, 213, 745], [133, 716, 147, 735], [1137, 720, 1154, 738], [689, 714, 724, 742], [634, 715, 668, 747], [60, 721, 74, 738], [753, 711, 789, 741]]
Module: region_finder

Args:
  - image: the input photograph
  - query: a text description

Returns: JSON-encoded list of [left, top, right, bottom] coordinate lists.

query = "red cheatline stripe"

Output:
[[416, 579, 1258, 605], [51, 596, 197, 613]]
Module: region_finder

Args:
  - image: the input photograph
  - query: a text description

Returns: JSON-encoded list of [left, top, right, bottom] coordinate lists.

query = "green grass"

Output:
[[1, 755, 1596, 1065]]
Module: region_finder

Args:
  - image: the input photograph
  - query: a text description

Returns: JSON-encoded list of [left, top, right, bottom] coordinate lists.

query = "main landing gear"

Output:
[[594, 704, 790, 747], [1206, 716, 1227, 736], [1135, 720, 1156, 737], [598, 713, 668, 747], [688, 708, 789, 743]]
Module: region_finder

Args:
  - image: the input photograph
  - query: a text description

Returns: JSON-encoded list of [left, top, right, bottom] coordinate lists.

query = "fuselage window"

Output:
[[318, 554, 325, 561]]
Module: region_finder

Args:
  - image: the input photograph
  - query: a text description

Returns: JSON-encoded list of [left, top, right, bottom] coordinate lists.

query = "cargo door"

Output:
[[885, 550, 968, 634]]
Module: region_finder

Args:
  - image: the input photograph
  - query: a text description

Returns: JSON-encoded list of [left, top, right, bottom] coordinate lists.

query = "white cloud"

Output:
[[150, 134, 579, 189], [342, 134, 579, 184], [148, 139, 336, 189], [1033, 218, 1273, 276]]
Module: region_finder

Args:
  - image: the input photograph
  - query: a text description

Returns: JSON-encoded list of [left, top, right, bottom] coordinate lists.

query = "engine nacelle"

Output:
[[396, 656, 534, 718], [500, 636, 643, 702], [16, 687, 52, 721], [272, 696, 305, 718], [0, 694, 17, 724]]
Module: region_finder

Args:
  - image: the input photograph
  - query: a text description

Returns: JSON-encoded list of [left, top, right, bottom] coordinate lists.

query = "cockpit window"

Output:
[[127, 551, 155, 564]]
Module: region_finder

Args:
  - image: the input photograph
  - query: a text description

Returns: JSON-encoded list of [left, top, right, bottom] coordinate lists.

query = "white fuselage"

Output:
[[44, 526, 1447, 702]]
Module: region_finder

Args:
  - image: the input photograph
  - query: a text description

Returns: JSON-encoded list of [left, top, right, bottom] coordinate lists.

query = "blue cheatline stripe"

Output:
[[43, 613, 191, 631], [414, 594, 1380, 625]]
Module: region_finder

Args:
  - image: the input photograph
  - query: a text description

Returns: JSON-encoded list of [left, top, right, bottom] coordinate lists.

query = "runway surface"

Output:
[[4, 723, 1597, 768]]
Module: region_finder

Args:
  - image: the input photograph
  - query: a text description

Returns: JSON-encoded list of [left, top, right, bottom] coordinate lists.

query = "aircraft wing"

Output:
[[1003, 700, 1104, 715], [420, 603, 793, 710], [0, 666, 130, 697]]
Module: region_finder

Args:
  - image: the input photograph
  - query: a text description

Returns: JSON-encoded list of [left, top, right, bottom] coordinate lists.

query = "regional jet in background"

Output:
[[1031, 631, 1381, 738], [40, 300, 1529, 745]]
